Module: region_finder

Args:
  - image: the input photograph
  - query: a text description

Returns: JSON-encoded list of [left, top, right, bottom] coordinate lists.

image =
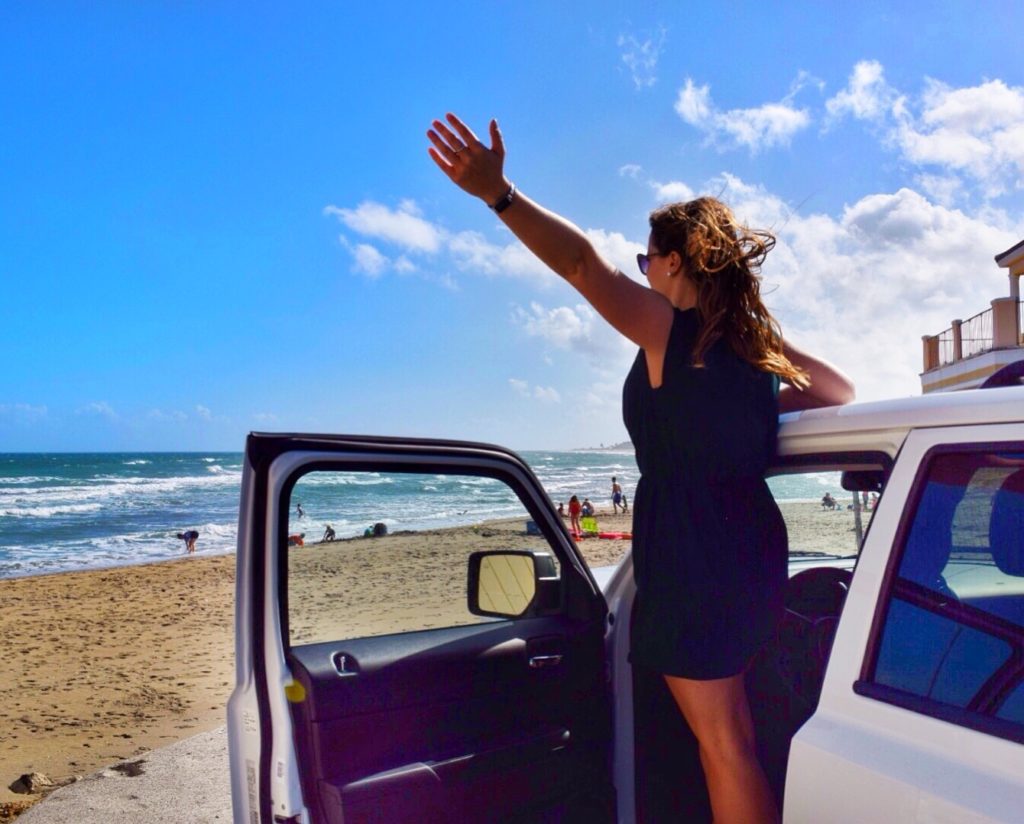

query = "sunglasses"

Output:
[[636, 251, 666, 276]]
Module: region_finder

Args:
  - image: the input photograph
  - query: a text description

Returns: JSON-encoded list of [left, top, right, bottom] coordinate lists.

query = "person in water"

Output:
[[176, 530, 199, 554], [611, 476, 624, 513], [427, 112, 854, 823]]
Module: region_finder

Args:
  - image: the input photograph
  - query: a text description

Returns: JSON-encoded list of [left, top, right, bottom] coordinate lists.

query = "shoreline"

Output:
[[0, 501, 861, 817]]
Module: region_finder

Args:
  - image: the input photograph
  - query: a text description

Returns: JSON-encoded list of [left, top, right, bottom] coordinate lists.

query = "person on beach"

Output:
[[322, 524, 336, 542], [176, 530, 199, 554], [567, 495, 582, 538], [611, 476, 624, 514], [581, 498, 594, 517], [288, 533, 305, 547], [427, 112, 854, 823], [296, 502, 304, 518]]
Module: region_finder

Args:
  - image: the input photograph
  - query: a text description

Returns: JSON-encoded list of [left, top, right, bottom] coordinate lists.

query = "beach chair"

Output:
[[580, 515, 599, 537]]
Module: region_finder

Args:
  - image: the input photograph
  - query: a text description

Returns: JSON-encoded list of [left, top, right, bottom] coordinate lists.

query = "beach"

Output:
[[0, 501, 864, 818]]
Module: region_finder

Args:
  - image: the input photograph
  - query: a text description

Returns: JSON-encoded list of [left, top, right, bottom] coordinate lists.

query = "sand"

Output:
[[0, 501, 868, 818]]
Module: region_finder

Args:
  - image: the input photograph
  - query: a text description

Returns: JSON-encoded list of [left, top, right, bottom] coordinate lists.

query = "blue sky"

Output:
[[3, 2, 1023, 451]]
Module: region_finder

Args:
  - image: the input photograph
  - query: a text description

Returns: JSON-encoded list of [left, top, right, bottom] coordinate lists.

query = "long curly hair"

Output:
[[649, 197, 809, 389]]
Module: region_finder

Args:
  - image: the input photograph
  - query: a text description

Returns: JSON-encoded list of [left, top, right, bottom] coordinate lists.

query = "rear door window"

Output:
[[868, 450, 1024, 738]]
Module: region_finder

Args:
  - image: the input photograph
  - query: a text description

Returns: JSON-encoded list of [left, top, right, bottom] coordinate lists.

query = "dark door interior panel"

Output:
[[287, 617, 613, 823]]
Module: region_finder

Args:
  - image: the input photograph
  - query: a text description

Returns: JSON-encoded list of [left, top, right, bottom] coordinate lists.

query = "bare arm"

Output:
[[427, 113, 672, 352], [778, 339, 856, 413]]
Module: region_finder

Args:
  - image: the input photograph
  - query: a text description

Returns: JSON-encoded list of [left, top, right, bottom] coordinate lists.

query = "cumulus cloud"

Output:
[[617, 27, 667, 90], [892, 78, 1024, 198], [651, 179, 696, 203], [509, 378, 562, 403], [195, 405, 213, 421], [675, 78, 812, 152], [700, 173, 1020, 401], [512, 301, 633, 371], [352, 243, 388, 277], [77, 401, 118, 420], [824, 62, 1024, 200], [324, 200, 444, 253], [825, 60, 899, 123]]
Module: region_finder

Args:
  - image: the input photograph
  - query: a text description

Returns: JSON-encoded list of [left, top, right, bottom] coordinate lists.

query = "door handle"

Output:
[[528, 654, 563, 669], [333, 652, 360, 677]]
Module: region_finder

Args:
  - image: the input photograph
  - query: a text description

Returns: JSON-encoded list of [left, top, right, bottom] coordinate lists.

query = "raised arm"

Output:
[[427, 113, 671, 352], [778, 339, 856, 413]]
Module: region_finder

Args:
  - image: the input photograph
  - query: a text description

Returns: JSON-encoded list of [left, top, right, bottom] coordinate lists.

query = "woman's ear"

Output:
[[668, 250, 683, 275]]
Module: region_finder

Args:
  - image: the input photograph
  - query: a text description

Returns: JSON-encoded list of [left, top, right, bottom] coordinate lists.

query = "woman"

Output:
[[568, 494, 583, 538], [428, 113, 854, 823]]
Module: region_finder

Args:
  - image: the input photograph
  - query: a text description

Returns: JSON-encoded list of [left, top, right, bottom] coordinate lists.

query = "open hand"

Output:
[[427, 113, 509, 204]]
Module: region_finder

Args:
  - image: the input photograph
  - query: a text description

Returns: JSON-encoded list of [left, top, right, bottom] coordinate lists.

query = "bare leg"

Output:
[[664, 672, 778, 824]]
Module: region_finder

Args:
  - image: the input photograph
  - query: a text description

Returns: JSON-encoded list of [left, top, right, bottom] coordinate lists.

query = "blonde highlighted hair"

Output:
[[649, 197, 809, 389]]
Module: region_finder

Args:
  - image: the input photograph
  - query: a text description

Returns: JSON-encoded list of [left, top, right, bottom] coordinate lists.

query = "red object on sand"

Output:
[[597, 532, 632, 540]]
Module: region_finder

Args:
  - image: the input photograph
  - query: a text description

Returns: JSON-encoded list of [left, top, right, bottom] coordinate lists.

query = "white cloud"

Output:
[[675, 77, 812, 152], [825, 60, 898, 123], [253, 412, 279, 423], [77, 401, 118, 420], [533, 385, 562, 403], [651, 179, 695, 203], [447, 230, 553, 282], [324, 200, 444, 252], [617, 27, 667, 90], [509, 378, 562, 404], [700, 174, 1020, 401], [352, 243, 388, 277], [892, 78, 1024, 198], [0, 403, 48, 423], [195, 405, 212, 421], [147, 408, 187, 422], [512, 300, 633, 370], [619, 163, 643, 179]]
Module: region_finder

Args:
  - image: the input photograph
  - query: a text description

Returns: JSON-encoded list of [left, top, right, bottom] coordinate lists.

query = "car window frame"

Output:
[[766, 449, 893, 566], [276, 455, 604, 651], [854, 440, 1024, 746]]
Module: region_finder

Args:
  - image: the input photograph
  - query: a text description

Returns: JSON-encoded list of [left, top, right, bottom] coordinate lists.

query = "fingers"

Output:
[[489, 118, 505, 161], [426, 146, 456, 177], [431, 119, 467, 154], [427, 127, 458, 158], [445, 112, 479, 147]]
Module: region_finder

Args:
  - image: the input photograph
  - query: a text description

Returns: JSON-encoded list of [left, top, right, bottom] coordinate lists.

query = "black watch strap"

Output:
[[490, 182, 517, 213]]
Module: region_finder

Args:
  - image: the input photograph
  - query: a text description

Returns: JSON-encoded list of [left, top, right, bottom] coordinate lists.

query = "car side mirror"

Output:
[[468, 550, 560, 619]]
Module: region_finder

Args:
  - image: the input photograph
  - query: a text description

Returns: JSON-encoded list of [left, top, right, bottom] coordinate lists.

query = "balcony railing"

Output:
[[960, 307, 994, 360], [925, 299, 1021, 371]]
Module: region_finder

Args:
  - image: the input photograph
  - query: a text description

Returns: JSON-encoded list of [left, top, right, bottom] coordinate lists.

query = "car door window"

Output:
[[285, 469, 560, 647], [767, 468, 881, 561], [868, 450, 1024, 736]]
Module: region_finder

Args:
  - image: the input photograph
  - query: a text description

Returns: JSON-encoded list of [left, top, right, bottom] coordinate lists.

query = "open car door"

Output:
[[228, 434, 614, 824]]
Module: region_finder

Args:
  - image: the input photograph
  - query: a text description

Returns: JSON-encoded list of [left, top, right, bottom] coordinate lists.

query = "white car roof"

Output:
[[777, 384, 1024, 457]]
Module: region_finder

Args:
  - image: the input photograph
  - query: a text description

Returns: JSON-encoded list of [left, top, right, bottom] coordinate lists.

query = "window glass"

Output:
[[871, 451, 1024, 728], [286, 470, 558, 647], [767, 470, 880, 560]]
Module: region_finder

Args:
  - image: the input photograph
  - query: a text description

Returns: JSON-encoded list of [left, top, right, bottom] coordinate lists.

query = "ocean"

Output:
[[0, 451, 843, 579]]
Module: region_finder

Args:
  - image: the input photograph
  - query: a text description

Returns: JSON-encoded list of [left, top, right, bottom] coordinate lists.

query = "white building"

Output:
[[920, 238, 1024, 393]]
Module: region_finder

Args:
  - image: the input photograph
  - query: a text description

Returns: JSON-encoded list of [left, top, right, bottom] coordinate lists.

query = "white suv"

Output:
[[228, 381, 1024, 823]]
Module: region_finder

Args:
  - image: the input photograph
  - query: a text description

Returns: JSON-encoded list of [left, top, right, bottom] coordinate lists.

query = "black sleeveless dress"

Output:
[[623, 307, 787, 679]]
